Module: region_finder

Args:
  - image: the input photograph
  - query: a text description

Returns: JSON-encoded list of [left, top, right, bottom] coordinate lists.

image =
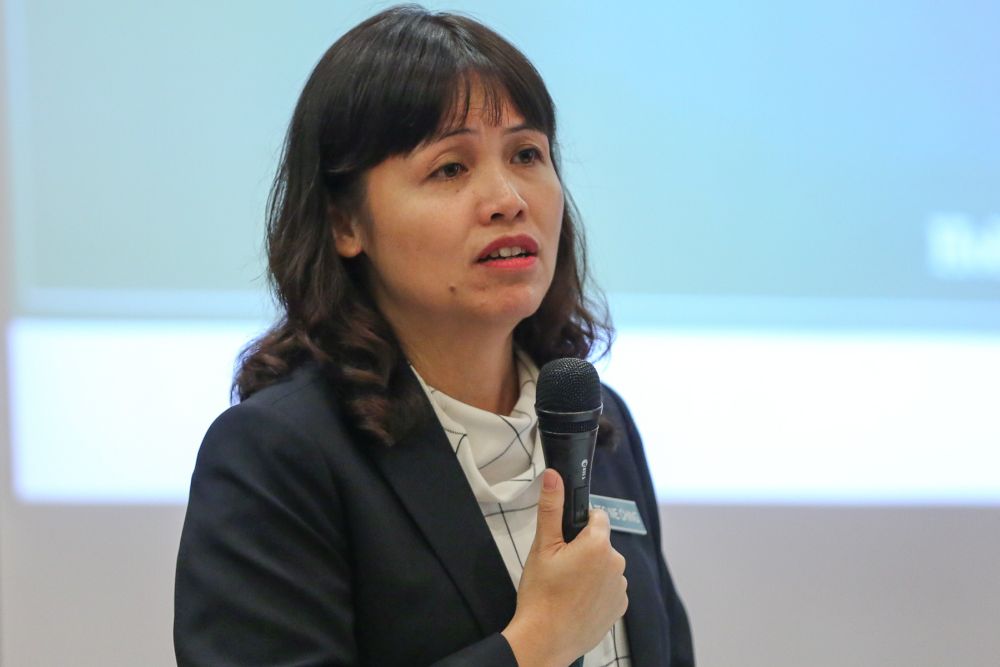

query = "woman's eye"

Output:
[[514, 147, 542, 165], [433, 162, 464, 179]]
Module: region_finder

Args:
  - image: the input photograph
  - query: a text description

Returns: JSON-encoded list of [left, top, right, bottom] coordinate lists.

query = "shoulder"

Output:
[[597, 382, 659, 509], [195, 364, 350, 481], [596, 382, 668, 546], [235, 362, 338, 421], [216, 363, 342, 434], [600, 382, 643, 448], [600, 383, 632, 425]]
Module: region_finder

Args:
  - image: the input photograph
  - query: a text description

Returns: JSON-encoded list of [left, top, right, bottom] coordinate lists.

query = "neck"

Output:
[[392, 317, 520, 415]]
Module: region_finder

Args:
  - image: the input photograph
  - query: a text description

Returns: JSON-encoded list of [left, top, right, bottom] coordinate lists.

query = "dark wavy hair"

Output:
[[235, 4, 614, 447]]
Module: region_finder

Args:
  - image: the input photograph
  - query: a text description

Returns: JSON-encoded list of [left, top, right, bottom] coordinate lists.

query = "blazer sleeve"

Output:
[[605, 387, 696, 667], [174, 401, 518, 667]]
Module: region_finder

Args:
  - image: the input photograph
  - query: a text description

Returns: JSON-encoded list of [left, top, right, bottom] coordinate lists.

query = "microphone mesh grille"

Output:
[[535, 358, 602, 413]]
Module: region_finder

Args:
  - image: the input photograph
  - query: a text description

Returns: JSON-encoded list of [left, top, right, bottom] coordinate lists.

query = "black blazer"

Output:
[[174, 363, 694, 666]]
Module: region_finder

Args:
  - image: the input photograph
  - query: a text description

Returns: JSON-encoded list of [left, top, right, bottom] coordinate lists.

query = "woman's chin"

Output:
[[468, 291, 546, 331]]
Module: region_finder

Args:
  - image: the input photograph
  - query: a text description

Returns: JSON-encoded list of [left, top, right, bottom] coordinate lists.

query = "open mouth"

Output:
[[476, 234, 540, 265], [477, 246, 536, 262]]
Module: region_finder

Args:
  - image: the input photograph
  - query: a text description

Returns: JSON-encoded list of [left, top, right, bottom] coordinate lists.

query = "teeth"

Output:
[[487, 246, 526, 260]]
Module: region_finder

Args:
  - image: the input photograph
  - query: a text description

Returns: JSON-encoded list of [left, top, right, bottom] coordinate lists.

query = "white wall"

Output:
[[663, 505, 1000, 666]]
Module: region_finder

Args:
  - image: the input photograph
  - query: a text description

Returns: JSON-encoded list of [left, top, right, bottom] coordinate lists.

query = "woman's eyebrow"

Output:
[[433, 122, 542, 142], [503, 122, 541, 135]]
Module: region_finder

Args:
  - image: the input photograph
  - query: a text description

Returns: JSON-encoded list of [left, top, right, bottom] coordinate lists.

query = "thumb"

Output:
[[532, 468, 566, 552]]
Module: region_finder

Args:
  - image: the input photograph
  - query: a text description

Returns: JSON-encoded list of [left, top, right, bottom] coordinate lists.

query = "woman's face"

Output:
[[335, 90, 564, 338]]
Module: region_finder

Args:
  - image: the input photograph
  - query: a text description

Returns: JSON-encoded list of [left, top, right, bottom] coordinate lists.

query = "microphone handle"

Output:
[[540, 429, 598, 667], [540, 428, 598, 542]]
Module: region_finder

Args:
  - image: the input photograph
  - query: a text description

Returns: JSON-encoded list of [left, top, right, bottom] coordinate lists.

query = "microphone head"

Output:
[[536, 358, 602, 432]]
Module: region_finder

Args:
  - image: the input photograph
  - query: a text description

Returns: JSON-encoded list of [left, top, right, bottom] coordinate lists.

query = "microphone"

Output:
[[535, 357, 603, 543], [535, 358, 602, 667]]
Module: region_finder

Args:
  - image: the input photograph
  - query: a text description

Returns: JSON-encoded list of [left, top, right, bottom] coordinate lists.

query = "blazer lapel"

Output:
[[368, 404, 518, 637], [365, 368, 670, 664]]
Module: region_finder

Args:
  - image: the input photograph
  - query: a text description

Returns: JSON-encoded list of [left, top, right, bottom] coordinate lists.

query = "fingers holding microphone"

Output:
[[576, 500, 629, 620], [502, 469, 629, 667], [580, 507, 629, 617]]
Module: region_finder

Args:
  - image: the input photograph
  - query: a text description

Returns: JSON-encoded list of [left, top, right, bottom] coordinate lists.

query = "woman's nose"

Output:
[[477, 169, 526, 224]]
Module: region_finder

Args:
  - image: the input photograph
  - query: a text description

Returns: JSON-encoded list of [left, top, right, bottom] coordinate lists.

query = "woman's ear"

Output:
[[331, 209, 364, 258]]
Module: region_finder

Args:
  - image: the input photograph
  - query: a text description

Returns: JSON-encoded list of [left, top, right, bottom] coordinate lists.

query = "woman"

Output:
[[174, 6, 693, 666]]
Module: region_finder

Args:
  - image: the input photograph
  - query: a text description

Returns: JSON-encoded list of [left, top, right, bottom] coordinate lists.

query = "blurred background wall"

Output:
[[1, 1, 998, 665]]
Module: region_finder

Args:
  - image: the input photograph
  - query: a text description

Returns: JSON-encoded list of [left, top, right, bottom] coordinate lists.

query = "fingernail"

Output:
[[543, 470, 556, 490]]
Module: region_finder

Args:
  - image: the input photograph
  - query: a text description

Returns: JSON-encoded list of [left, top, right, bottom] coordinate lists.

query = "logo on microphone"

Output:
[[581, 458, 589, 482]]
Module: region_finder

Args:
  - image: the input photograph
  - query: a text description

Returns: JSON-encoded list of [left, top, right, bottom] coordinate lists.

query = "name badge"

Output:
[[589, 494, 648, 535]]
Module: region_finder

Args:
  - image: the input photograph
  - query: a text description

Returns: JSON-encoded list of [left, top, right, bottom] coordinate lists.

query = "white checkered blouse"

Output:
[[413, 350, 631, 667]]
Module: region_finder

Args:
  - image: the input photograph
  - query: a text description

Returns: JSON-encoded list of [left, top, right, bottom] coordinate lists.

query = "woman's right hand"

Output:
[[501, 468, 629, 667]]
